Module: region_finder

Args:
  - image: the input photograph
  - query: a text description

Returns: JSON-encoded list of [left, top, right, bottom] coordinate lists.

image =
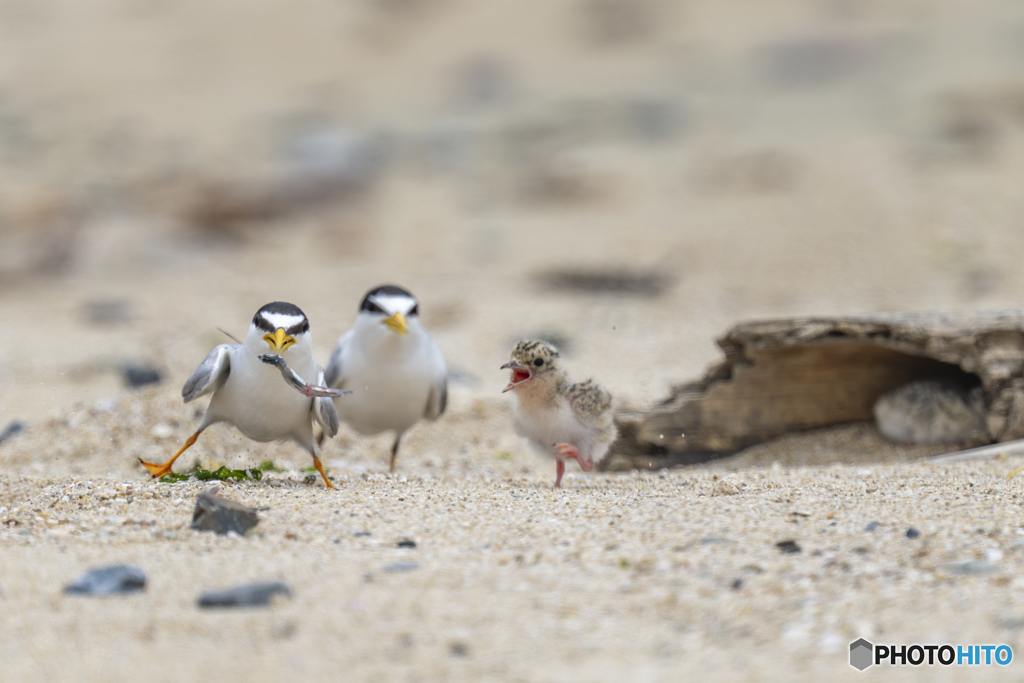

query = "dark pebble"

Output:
[[198, 582, 291, 608], [536, 268, 670, 297], [759, 37, 865, 88], [123, 364, 162, 388], [396, 539, 417, 548], [0, 420, 24, 447], [383, 562, 420, 573], [730, 578, 744, 590], [449, 641, 470, 657], [190, 487, 260, 536], [353, 531, 371, 537], [625, 99, 681, 143], [83, 299, 134, 325], [775, 540, 801, 554], [64, 564, 146, 595], [905, 528, 921, 539], [865, 521, 880, 532]]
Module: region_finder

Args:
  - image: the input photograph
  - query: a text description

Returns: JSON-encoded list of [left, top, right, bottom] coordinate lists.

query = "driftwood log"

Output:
[[602, 311, 1024, 471]]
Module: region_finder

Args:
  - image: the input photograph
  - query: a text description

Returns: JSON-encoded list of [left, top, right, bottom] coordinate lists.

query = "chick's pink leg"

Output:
[[554, 443, 594, 472], [555, 459, 565, 488]]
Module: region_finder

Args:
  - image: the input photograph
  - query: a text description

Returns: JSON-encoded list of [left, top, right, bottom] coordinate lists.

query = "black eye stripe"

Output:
[[285, 319, 309, 336]]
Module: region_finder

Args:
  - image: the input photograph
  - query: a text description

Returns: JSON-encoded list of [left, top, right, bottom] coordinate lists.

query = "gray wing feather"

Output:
[[324, 331, 353, 388], [181, 344, 234, 403], [312, 367, 340, 438], [424, 339, 448, 421]]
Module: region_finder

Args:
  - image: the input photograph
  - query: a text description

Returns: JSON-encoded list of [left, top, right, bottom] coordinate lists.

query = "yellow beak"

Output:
[[263, 327, 296, 354], [382, 311, 407, 336]]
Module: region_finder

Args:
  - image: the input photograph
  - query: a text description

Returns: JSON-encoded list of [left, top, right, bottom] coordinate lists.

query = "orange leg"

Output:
[[312, 454, 334, 489], [139, 431, 200, 478]]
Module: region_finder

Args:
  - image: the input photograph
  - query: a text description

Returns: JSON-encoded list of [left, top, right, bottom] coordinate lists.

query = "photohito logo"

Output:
[[849, 639, 1012, 670]]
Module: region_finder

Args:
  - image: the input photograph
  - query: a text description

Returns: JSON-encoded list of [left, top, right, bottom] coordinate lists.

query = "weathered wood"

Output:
[[601, 311, 1024, 470]]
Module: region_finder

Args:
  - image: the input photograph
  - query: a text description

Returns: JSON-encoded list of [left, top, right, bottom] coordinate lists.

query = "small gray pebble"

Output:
[[396, 539, 416, 548], [353, 531, 371, 537], [865, 521, 880, 532], [123, 364, 162, 388], [197, 582, 291, 608], [775, 540, 801, 554], [83, 299, 134, 325], [0, 420, 24, 447], [64, 565, 146, 596], [905, 528, 921, 538], [191, 488, 260, 536], [383, 562, 420, 573], [943, 561, 999, 576], [449, 641, 470, 657]]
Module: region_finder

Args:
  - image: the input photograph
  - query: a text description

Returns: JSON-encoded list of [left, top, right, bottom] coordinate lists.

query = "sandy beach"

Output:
[[5, 1, 1024, 680]]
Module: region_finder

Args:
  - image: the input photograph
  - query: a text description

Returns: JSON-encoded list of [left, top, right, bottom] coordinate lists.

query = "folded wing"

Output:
[[312, 366, 340, 438], [424, 339, 448, 421], [181, 344, 235, 403], [324, 330, 353, 389]]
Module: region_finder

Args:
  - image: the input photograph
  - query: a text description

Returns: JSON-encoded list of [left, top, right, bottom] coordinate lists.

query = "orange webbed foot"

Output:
[[141, 431, 200, 479], [138, 458, 175, 478]]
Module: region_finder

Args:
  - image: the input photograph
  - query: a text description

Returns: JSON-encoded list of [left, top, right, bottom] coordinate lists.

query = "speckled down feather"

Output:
[[873, 380, 988, 445]]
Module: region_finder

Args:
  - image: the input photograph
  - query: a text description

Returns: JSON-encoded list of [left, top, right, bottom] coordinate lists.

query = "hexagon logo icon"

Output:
[[850, 638, 874, 671]]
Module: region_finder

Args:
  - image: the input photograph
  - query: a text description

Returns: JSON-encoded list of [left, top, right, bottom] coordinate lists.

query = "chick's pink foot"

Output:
[[554, 443, 593, 471]]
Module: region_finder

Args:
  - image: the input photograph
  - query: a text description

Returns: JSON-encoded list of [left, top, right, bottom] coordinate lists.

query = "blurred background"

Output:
[[4, 0, 1024, 432]]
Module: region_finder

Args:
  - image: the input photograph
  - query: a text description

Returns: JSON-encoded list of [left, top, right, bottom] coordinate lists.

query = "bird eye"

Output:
[[409, 304, 418, 316], [365, 302, 384, 314], [534, 358, 544, 367]]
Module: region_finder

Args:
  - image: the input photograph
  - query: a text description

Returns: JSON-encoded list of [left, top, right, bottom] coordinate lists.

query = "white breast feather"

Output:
[[332, 327, 444, 436], [513, 395, 598, 462], [205, 345, 316, 446]]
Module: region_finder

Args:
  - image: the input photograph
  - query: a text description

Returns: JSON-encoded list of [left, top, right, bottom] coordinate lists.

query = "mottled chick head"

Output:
[[357, 284, 419, 336], [501, 340, 561, 393], [249, 301, 312, 356]]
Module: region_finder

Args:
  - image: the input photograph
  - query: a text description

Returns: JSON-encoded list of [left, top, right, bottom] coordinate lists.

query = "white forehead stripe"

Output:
[[259, 312, 307, 330], [369, 294, 417, 315]]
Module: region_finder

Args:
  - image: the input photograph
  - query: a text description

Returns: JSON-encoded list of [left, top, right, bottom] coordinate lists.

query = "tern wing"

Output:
[[324, 330, 353, 389], [312, 366, 340, 438], [423, 338, 448, 421], [181, 344, 235, 403]]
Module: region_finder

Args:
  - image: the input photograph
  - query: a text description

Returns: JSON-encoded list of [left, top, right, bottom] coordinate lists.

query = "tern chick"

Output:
[[323, 285, 447, 473], [874, 379, 987, 445], [139, 302, 341, 487], [501, 340, 616, 488]]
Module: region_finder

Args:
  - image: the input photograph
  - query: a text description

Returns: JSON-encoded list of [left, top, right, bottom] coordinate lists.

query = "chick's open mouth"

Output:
[[502, 365, 533, 392]]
